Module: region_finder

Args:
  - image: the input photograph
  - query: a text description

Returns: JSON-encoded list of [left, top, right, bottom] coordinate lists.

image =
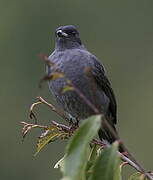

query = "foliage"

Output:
[[21, 113, 153, 180]]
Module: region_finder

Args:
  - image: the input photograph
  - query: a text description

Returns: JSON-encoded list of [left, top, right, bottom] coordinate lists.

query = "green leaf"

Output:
[[34, 131, 62, 156], [89, 142, 121, 180], [62, 115, 101, 180], [61, 85, 74, 93], [39, 72, 65, 88], [128, 172, 147, 180], [86, 144, 99, 179], [49, 72, 65, 80]]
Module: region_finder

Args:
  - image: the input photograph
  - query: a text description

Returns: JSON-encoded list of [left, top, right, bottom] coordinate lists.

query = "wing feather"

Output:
[[91, 55, 117, 124]]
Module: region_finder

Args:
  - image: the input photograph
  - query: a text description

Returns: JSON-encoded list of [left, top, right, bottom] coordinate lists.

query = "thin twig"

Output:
[[37, 96, 70, 123], [120, 153, 153, 179], [21, 121, 47, 129], [51, 120, 71, 133], [29, 101, 42, 123]]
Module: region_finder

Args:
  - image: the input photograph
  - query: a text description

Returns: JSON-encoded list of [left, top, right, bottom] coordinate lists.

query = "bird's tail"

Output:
[[98, 124, 125, 153]]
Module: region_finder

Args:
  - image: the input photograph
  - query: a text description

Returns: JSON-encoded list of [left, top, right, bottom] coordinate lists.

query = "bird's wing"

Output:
[[91, 55, 117, 124]]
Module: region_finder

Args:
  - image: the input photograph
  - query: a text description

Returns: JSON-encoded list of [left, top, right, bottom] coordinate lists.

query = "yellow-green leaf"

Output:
[[34, 131, 62, 156], [49, 72, 65, 80], [61, 85, 74, 93]]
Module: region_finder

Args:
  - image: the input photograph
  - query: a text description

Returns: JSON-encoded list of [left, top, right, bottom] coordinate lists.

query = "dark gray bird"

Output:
[[47, 25, 118, 145]]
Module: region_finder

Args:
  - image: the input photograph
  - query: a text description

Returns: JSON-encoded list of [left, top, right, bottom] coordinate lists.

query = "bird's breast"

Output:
[[47, 49, 109, 119]]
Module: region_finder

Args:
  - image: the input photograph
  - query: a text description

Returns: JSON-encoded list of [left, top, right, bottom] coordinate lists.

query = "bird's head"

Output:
[[55, 25, 82, 50]]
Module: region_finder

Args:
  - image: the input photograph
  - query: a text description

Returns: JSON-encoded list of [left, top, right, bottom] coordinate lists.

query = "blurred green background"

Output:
[[1, 0, 153, 179]]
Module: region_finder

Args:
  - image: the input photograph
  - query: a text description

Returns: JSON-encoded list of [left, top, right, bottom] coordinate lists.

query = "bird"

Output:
[[46, 25, 119, 148]]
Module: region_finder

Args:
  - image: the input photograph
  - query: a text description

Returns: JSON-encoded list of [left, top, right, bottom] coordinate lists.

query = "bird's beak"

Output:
[[56, 30, 68, 37]]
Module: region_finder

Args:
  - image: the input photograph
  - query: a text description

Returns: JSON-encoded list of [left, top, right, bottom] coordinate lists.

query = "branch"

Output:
[[37, 96, 69, 122], [29, 96, 70, 123]]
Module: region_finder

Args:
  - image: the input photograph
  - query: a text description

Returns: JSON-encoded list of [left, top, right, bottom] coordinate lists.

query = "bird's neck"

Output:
[[55, 38, 83, 51]]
